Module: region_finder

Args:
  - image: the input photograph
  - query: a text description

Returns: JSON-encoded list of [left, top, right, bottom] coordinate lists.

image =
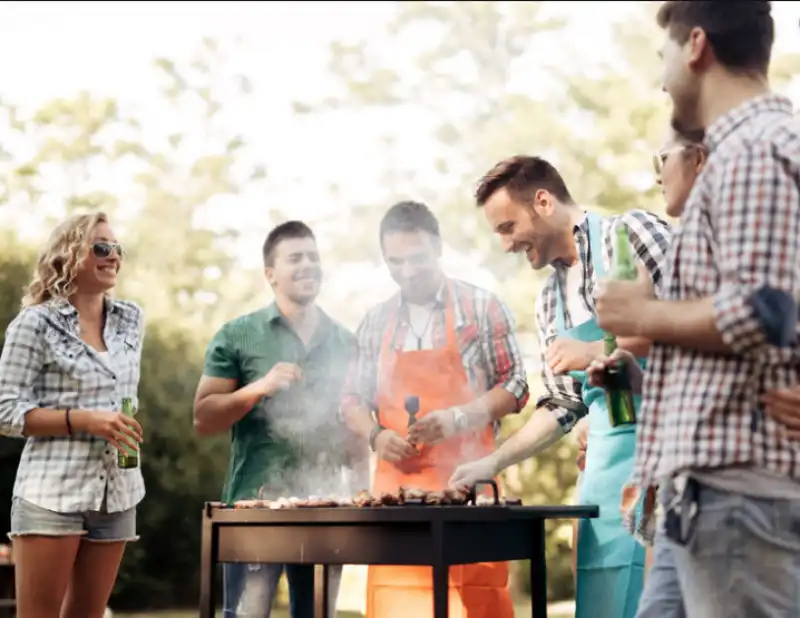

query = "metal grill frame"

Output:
[[199, 501, 598, 618]]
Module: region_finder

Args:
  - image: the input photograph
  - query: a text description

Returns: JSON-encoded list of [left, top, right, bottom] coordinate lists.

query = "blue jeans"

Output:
[[638, 480, 800, 618], [223, 563, 342, 618], [635, 530, 684, 618]]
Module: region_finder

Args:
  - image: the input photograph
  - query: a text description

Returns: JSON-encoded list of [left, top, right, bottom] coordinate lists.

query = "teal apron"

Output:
[[556, 212, 646, 618]]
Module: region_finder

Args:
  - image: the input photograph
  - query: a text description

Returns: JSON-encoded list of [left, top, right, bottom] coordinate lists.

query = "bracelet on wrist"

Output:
[[369, 424, 385, 452]]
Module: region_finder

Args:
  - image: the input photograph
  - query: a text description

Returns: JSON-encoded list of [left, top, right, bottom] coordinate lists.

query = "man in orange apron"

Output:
[[341, 201, 530, 618]]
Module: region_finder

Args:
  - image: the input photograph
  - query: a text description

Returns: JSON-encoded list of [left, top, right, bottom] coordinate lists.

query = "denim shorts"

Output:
[[9, 497, 138, 542]]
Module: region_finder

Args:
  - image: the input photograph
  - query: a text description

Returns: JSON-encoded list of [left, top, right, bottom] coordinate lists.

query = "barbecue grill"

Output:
[[199, 481, 598, 618]]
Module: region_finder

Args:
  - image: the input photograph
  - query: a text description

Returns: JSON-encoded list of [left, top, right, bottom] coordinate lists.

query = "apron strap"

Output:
[[586, 211, 607, 279], [378, 280, 458, 385], [554, 212, 606, 333]]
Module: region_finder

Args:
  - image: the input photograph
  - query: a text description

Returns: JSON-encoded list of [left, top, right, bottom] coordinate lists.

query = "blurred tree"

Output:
[[0, 37, 270, 335]]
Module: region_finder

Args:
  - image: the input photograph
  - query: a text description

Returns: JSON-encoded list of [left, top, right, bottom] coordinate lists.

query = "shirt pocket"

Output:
[[117, 334, 142, 392], [42, 329, 92, 397]]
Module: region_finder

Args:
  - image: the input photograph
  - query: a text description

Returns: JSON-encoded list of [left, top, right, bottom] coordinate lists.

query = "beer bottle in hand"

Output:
[[117, 397, 139, 469], [603, 225, 637, 427]]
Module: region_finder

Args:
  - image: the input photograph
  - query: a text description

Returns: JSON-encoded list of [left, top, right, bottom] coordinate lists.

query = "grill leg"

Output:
[[530, 519, 547, 618], [433, 563, 449, 618], [432, 521, 448, 618], [199, 508, 217, 618], [314, 564, 330, 618]]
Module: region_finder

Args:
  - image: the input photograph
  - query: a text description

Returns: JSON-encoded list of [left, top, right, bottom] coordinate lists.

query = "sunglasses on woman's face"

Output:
[[92, 242, 124, 260]]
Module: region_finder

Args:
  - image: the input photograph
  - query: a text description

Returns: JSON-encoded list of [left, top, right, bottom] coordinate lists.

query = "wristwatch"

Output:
[[369, 424, 385, 452]]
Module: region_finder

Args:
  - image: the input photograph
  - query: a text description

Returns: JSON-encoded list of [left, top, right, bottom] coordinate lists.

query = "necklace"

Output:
[[406, 305, 435, 350]]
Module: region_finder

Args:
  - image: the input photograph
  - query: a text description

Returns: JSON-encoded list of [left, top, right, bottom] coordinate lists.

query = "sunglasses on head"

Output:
[[92, 242, 124, 260]]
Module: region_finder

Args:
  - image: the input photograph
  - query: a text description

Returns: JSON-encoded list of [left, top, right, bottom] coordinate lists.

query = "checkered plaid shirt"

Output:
[[342, 277, 530, 426], [0, 298, 146, 513], [633, 94, 800, 489], [535, 210, 673, 431]]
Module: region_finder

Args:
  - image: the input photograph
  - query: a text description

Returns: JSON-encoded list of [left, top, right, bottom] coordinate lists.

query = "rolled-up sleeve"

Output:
[[534, 289, 586, 432], [341, 310, 381, 412], [712, 145, 800, 354], [482, 295, 529, 411], [0, 308, 45, 437]]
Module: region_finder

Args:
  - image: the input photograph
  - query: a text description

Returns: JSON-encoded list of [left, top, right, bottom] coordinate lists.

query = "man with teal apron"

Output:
[[455, 155, 673, 615], [558, 212, 646, 618]]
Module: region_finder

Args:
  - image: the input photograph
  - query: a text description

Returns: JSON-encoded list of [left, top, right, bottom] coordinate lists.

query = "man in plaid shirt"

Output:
[[341, 200, 528, 618], [596, 2, 800, 616], [450, 155, 672, 618]]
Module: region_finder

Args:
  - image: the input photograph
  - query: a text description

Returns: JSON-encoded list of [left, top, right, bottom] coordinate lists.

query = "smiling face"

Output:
[[265, 236, 322, 306], [73, 220, 123, 294], [481, 187, 563, 270], [381, 229, 442, 303]]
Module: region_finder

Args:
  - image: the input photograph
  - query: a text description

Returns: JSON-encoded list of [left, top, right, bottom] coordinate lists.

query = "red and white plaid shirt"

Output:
[[342, 277, 529, 427], [633, 94, 800, 489]]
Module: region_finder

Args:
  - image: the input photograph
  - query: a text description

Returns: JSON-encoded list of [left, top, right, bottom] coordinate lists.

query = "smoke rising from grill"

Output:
[[257, 386, 369, 499]]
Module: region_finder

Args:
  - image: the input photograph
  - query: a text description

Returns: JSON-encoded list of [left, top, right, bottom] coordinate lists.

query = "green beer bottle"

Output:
[[117, 397, 139, 469], [603, 225, 637, 427]]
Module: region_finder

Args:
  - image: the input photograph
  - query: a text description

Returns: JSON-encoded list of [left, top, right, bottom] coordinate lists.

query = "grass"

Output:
[[117, 602, 575, 618]]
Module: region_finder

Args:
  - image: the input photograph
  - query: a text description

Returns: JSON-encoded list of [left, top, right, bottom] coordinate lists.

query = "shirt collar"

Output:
[[264, 302, 335, 334], [50, 295, 118, 318], [704, 93, 793, 152], [396, 277, 448, 309]]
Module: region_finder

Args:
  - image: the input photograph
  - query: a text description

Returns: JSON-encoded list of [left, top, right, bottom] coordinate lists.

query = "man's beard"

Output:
[[670, 88, 703, 135]]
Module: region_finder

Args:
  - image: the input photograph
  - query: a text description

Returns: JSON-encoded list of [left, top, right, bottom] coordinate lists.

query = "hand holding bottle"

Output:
[[80, 410, 142, 453], [587, 349, 644, 395]]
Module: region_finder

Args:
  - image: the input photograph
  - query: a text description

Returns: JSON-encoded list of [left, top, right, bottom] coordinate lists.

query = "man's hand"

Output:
[[762, 387, 800, 440], [407, 408, 458, 446], [374, 429, 417, 462], [448, 455, 499, 490], [545, 339, 600, 374], [595, 263, 656, 337], [587, 349, 644, 395], [257, 362, 302, 397]]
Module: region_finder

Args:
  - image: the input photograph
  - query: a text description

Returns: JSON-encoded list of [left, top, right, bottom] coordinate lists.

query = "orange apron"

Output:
[[365, 287, 515, 618]]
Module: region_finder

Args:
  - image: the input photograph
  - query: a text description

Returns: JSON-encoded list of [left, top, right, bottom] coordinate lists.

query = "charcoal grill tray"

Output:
[[200, 500, 598, 618], [211, 502, 594, 523]]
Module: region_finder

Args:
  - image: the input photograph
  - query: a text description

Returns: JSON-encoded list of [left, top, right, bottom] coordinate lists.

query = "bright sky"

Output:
[[1, 0, 799, 313]]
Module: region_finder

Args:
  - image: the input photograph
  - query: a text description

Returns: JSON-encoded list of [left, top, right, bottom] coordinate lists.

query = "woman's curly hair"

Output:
[[22, 212, 109, 307]]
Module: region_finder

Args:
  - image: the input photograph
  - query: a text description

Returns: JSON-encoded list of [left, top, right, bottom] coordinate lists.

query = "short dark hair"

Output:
[[262, 220, 315, 266], [475, 156, 574, 208], [656, 1, 774, 75], [379, 201, 441, 246]]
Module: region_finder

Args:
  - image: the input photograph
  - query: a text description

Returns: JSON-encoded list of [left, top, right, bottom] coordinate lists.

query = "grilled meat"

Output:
[[232, 485, 515, 509], [353, 490, 373, 507]]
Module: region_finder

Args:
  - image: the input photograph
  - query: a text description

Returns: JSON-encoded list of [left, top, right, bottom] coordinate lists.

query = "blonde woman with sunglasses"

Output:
[[0, 212, 145, 618]]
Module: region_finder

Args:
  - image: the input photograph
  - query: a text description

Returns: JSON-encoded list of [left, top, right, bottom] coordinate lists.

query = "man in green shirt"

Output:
[[193, 220, 358, 618]]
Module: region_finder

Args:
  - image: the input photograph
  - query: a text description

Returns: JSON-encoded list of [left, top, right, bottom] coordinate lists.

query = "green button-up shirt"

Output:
[[203, 304, 356, 503]]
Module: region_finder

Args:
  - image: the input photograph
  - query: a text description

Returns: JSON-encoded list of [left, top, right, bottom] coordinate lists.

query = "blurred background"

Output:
[[0, 1, 798, 616]]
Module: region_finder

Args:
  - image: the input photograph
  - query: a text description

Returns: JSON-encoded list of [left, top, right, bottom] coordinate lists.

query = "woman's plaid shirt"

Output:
[[0, 298, 145, 513]]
